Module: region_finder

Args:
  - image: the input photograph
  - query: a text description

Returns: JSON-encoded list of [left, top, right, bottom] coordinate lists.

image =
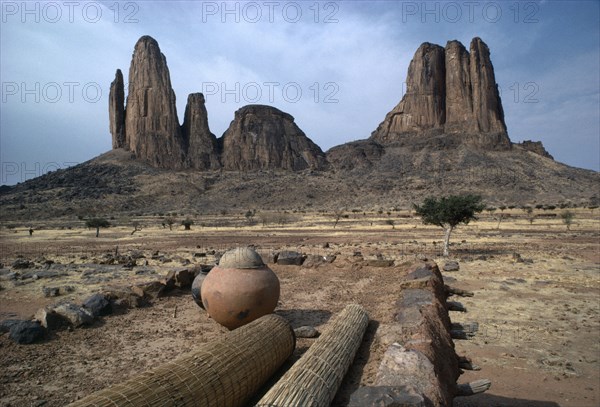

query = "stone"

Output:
[[294, 325, 319, 338], [219, 247, 264, 268], [82, 293, 113, 317], [12, 259, 33, 269], [0, 319, 21, 333], [8, 320, 45, 344], [220, 105, 327, 171], [181, 93, 220, 169], [348, 385, 425, 407], [276, 251, 305, 266], [302, 254, 326, 268], [54, 303, 94, 327], [376, 343, 438, 402], [109, 69, 126, 149], [442, 261, 460, 272], [42, 287, 60, 297], [34, 308, 68, 330], [131, 280, 166, 300], [165, 268, 194, 289], [124, 35, 186, 169], [103, 286, 145, 309]]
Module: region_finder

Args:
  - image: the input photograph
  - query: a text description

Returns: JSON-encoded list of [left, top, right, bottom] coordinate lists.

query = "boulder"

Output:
[[164, 268, 194, 289], [12, 259, 33, 269], [53, 303, 94, 327], [34, 307, 69, 330], [131, 280, 166, 300], [276, 251, 305, 266], [442, 261, 460, 272], [0, 319, 21, 333], [82, 293, 113, 317], [8, 320, 45, 344]]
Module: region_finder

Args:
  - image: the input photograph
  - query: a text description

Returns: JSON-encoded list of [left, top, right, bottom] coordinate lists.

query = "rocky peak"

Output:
[[181, 93, 220, 170], [516, 140, 554, 159], [220, 105, 327, 171], [124, 35, 185, 168], [371, 37, 510, 150], [109, 69, 126, 149]]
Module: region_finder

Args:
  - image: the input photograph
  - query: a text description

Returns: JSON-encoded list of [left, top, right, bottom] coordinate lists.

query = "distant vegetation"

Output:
[[85, 218, 110, 237]]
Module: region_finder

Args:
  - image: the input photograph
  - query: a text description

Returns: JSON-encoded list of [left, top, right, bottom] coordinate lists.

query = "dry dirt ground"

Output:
[[0, 209, 598, 406]]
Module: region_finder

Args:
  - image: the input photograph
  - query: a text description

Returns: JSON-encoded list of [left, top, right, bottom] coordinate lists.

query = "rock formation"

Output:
[[181, 93, 220, 170], [108, 69, 126, 149], [370, 43, 446, 142], [516, 140, 554, 159], [220, 105, 327, 171], [371, 37, 510, 150], [326, 140, 385, 171], [124, 35, 185, 168], [469, 37, 507, 135]]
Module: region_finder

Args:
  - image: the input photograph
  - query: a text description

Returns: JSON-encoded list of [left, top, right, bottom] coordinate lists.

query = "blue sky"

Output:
[[1, 0, 599, 185]]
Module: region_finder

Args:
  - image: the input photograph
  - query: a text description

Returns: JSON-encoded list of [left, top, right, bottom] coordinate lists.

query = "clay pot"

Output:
[[201, 247, 280, 330]]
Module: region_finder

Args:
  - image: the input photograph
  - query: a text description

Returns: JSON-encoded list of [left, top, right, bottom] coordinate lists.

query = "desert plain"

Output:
[[0, 208, 598, 406]]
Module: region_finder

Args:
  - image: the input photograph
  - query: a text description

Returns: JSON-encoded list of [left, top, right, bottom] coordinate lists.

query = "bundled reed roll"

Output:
[[69, 314, 295, 407], [256, 304, 369, 407]]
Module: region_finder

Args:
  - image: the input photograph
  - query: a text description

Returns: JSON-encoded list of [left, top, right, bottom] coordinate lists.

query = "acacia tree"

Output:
[[413, 194, 485, 257], [85, 218, 110, 237], [560, 210, 574, 230]]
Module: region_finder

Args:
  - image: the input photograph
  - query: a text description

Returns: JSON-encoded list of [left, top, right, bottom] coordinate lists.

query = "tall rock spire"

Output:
[[469, 37, 507, 134], [370, 43, 446, 142], [181, 93, 220, 170], [371, 37, 510, 149], [444, 40, 475, 134], [108, 69, 126, 149], [124, 35, 185, 168]]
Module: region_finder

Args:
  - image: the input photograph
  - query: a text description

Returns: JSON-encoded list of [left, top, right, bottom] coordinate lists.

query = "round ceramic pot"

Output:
[[201, 247, 280, 330]]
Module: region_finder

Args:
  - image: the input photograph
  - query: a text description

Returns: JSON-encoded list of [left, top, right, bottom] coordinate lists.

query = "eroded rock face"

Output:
[[371, 38, 511, 150], [220, 105, 327, 171], [326, 140, 385, 171], [124, 36, 185, 168], [371, 43, 446, 142], [444, 41, 474, 134], [181, 93, 220, 170], [469, 37, 507, 135], [109, 69, 126, 149]]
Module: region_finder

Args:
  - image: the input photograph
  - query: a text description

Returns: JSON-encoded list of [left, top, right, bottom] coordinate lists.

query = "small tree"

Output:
[[181, 218, 194, 230], [165, 217, 175, 231], [131, 221, 142, 235], [333, 208, 345, 228], [522, 207, 535, 225], [85, 218, 110, 237], [560, 210, 574, 231], [385, 219, 395, 229], [245, 209, 256, 226], [413, 194, 485, 257]]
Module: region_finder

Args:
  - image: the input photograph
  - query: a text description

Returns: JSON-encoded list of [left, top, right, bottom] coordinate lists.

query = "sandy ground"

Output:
[[0, 210, 598, 406]]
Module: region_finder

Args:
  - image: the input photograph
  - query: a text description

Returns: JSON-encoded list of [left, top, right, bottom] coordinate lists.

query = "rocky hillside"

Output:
[[0, 36, 597, 220]]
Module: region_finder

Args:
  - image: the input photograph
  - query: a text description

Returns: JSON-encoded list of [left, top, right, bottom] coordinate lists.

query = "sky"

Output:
[[1, 0, 599, 185]]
